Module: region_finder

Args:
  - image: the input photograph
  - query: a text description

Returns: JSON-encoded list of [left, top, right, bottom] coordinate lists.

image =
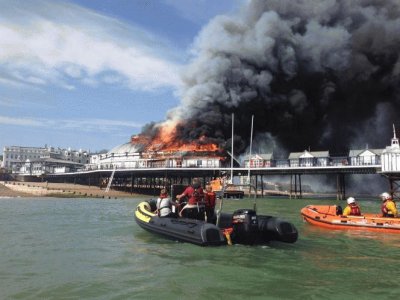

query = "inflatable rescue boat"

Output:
[[301, 205, 400, 233], [135, 199, 298, 246]]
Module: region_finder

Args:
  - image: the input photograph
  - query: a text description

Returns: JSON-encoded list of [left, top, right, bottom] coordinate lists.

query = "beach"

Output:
[[0, 181, 142, 199]]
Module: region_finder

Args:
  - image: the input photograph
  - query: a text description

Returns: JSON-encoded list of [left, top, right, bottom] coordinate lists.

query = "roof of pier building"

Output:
[[107, 142, 142, 156], [349, 149, 383, 157], [288, 150, 329, 159], [243, 153, 274, 161]]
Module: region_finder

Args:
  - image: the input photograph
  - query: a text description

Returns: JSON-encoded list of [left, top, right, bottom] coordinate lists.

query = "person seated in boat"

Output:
[[342, 197, 362, 216], [176, 178, 205, 220], [156, 189, 175, 218], [204, 184, 216, 222], [380, 192, 398, 218]]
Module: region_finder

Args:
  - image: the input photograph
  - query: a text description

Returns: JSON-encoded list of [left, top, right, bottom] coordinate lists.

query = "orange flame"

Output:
[[132, 120, 219, 153]]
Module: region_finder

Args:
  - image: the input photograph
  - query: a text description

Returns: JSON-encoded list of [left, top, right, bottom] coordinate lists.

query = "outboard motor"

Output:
[[258, 216, 298, 243], [231, 209, 259, 245]]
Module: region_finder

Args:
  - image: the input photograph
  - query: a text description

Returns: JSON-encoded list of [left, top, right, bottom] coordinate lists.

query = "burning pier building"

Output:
[[88, 121, 228, 170]]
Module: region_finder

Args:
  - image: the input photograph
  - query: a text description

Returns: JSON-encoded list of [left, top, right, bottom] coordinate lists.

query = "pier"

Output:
[[8, 127, 400, 200], [42, 164, 383, 199]]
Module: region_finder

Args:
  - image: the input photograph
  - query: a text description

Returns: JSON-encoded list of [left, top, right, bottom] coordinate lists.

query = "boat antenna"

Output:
[[247, 115, 254, 185]]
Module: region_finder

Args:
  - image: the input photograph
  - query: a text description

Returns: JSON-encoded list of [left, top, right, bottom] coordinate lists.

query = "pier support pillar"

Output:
[[384, 174, 400, 201], [290, 174, 302, 199], [261, 175, 264, 197], [255, 174, 258, 198], [336, 173, 345, 201], [131, 173, 134, 194]]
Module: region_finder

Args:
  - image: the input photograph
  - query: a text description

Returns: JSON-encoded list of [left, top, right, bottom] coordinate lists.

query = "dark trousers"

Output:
[[181, 207, 205, 220], [205, 208, 215, 223]]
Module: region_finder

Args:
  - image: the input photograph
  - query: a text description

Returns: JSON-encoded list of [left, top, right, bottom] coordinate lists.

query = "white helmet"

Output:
[[347, 197, 356, 205], [380, 192, 391, 200]]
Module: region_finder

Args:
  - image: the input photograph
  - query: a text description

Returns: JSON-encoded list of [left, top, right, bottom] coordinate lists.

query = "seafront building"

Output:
[[1, 146, 90, 175], [1, 146, 48, 171]]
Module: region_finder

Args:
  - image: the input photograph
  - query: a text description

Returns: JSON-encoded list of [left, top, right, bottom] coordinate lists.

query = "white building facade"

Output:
[[381, 127, 400, 172], [1, 146, 48, 172], [1, 146, 90, 174]]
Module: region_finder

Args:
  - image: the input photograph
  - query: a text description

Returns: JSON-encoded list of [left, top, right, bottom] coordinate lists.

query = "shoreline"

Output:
[[0, 181, 145, 199], [0, 181, 377, 200]]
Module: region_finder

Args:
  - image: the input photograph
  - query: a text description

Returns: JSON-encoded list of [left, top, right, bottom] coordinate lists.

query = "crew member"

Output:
[[176, 178, 204, 220], [342, 197, 362, 216], [380, 192, 398, 218], [156, 188, 174, 218], [204, 184, 216, 222]]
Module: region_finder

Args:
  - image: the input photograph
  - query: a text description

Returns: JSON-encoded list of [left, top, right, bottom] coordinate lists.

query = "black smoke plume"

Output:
[[152, 0, 400, 156]]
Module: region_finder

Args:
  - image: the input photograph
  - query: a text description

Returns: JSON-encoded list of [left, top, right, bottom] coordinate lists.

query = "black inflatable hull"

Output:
[[135, 201, 298, 246], [135, 201, 226, 246]]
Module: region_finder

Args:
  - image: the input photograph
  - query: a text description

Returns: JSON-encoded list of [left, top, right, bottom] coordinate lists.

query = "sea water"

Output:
[[0, 197, 399, 299]]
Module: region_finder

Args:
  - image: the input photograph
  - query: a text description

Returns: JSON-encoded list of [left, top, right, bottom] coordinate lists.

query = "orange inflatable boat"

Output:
[[301, 205, 400, 233]]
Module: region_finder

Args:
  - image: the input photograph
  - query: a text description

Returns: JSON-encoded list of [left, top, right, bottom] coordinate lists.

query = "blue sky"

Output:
[[0, 0, 244, 153]]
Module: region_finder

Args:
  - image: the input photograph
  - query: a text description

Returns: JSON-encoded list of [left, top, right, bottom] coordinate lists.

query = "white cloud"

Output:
[[0, 116, 43, 127], [0, 0, 182, 91], [0, 96, 56, 110], [0, 115, 143, 133]]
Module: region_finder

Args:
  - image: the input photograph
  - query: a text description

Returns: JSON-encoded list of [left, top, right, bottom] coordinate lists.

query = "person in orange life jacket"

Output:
[[380, 192, 398, 218], [342, 197, 361, 216], [204, 184, 216, 222], [156, 188, 174, 218], [176, 178, 204, 220]]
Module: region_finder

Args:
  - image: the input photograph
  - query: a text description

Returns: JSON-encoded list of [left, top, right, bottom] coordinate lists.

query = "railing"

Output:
[[13, 155, 385, 175], [82, 156, 381, 171]]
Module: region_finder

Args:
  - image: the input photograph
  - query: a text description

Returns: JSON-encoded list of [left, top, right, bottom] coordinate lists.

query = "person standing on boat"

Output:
[[380, 192, 398, 218], [343, 197, 362, 216], [156, 188, 174, 218], [204, 184, 217, 222], [176, 178, 205, 220]]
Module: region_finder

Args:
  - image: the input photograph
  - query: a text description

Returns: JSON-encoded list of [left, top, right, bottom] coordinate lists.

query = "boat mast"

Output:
[[247, 115, 254, 185]]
